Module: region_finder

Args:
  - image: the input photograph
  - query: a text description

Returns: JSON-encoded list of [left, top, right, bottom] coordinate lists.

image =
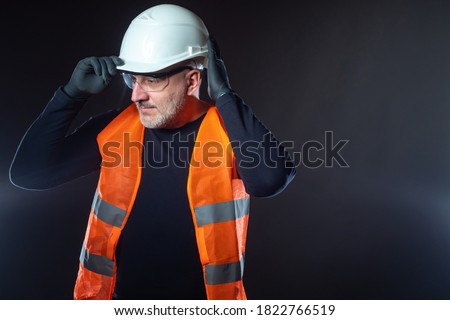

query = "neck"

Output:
[[166, 95, 209, 129]]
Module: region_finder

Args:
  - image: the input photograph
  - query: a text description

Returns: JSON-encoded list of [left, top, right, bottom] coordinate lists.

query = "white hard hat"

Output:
[[117, 4, 209, 74]]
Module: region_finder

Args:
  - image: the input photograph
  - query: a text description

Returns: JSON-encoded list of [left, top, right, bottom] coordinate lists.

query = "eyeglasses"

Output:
[[122, 66, 193, 92]]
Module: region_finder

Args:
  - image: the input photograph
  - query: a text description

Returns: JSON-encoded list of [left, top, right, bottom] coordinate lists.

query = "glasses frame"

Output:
[[122, 66, 194, 92]]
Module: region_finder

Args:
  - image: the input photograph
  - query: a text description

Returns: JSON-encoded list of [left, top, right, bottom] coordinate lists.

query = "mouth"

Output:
[[137, 103, 158, 114], [139, 105, 156, 110]]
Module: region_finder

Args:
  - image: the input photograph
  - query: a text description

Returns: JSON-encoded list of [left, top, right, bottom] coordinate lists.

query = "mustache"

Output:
[[136, 101, 157, 108]]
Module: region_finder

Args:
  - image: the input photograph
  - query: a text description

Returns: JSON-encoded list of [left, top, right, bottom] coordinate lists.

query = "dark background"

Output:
[[1, 0, 450, 299]]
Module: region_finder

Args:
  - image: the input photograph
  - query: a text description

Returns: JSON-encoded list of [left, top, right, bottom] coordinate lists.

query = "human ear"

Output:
[[186, 69, 201, 96]]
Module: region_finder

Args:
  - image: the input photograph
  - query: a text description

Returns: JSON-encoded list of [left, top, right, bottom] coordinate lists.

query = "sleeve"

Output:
[[216, 92, 296, 197], [9, 87, 122, 190]]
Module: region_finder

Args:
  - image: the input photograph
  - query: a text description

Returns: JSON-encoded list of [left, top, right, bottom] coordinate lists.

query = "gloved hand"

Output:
[[63, 56, 124, 100], [207, 36, 233, 101]]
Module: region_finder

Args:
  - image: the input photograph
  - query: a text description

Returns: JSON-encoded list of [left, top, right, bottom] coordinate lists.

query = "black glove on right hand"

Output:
[[63, 56, 124, 100], [207, 36, 233, 101]]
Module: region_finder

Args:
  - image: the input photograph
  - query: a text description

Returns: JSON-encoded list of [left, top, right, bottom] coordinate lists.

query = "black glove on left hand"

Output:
[[207, 36, 233, 101], [63, 56, 124, 100]]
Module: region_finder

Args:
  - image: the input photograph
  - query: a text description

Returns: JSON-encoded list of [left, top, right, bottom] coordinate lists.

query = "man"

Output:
[[10, 4, 295, 300]]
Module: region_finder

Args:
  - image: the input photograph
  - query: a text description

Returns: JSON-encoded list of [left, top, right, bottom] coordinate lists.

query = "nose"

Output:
[[131, 83, 150, 103]]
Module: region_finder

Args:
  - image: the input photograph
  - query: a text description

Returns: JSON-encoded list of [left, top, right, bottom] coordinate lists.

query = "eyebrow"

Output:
[[128, 66, 193, 79]]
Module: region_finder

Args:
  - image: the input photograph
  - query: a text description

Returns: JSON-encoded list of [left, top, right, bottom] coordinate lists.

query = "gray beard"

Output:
[[137, 92, 186, 129]]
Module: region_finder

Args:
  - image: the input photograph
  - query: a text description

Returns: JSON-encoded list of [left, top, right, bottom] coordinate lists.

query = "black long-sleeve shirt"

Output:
[[10, 88, 295, 299]]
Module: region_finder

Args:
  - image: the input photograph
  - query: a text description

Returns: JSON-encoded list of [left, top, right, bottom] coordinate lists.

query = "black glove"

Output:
[[207, 36, 233, 101], [63, 56, 124, 100]]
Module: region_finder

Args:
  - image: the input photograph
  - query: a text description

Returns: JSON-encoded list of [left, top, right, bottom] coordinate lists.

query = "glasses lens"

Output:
[[122, 66, 192, 92], [122, 73, 135, 89], [122, 73, 169, 92]]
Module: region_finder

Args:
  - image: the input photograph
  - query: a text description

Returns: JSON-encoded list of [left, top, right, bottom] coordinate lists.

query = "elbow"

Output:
[[9, 168, 30, 190], [9, 161, 52, 191], [245, 167, 296, 198], [9, 167, 37, 191]]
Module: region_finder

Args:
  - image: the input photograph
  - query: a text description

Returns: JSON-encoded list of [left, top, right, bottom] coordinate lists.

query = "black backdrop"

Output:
[[1, 0, 450, 299]]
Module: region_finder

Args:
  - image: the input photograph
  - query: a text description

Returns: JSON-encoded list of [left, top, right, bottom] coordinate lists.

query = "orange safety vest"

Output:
[[73, 103, 250, 300]]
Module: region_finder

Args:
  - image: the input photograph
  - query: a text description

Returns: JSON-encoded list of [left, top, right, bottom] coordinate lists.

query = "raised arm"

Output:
[[10, 56, 124, 190], [207, 36, 296, 197]]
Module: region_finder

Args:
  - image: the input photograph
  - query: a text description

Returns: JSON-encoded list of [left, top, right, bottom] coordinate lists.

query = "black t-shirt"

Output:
[[114, 115, 206, 299]]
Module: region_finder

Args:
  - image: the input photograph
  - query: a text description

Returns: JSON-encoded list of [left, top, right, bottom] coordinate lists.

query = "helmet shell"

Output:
[[117, 4, 209, 73]]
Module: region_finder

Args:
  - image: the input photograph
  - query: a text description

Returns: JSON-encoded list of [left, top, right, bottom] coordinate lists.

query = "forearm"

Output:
[[217, 92, 296, 197], [9, 88, 106, 190]]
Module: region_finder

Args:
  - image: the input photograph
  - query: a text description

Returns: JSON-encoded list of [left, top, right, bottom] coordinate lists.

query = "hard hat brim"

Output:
[[116, 51, 208, 74]]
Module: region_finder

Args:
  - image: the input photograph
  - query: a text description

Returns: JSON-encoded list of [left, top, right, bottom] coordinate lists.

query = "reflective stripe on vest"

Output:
[[91, 189, 127, 228], [74, 104, 250, 300], [80, 244, 114, 277], [205, 254, 245, 285], [194, 198, 249, 227]]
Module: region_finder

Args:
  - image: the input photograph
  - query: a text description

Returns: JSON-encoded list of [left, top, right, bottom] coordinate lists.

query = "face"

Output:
[[131, 70, 191, 129]]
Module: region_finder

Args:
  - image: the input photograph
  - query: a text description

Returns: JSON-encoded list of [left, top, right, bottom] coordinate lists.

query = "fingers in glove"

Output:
[[104, 56, 122, 76], [88, 57, 102, 77], [111, 56, 125, 68], [98, 58, 109, 82], [208, 35, 223, 60]]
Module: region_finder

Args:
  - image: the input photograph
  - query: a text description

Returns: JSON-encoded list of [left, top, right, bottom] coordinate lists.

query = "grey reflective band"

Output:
[[194, 198, 249, 227], [80, 245, 114, 277], [91, 189, 127, 228], [205, 255, 245, 285]]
